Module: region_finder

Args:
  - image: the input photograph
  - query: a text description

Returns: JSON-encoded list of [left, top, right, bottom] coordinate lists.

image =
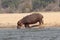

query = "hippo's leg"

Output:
[[39, 19, 44, 25], [25, 24, 30, 28], [40, 20, 44, 24], [17, 25, 21, 29]]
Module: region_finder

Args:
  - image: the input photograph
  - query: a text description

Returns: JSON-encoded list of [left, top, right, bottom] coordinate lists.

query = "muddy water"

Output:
[[0, 28, 60, 40]]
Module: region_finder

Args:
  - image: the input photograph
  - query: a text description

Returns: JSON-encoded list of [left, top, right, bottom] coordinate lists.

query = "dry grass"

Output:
[[0, 12, 60, 28]]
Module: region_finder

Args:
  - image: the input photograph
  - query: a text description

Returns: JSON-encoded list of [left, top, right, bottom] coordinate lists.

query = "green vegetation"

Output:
[[1, 0, 20, 8], [0, 0, 60, 13], [32, 0, 55, 10]]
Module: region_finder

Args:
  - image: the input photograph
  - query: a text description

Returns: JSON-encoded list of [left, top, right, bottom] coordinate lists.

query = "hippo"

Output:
[[17, 13, 44, 29]]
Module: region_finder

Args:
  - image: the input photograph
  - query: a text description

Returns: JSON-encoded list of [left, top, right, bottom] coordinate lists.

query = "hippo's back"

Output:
[[21, 13, 43, 24]]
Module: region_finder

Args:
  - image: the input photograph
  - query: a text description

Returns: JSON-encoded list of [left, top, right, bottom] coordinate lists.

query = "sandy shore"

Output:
[[0, 12, 60, 28]]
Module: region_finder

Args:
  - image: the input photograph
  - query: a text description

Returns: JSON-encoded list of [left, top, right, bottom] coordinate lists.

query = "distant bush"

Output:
[[59, 3, 60, 7], [1, 0, 20, 9], [0, 0, 59, 13], [32, 0, 55, 10], [1, 0, 21, 13]]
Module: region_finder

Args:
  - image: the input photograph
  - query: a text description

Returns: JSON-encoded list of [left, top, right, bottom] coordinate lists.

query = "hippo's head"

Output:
[[17, 21, 23, 29]]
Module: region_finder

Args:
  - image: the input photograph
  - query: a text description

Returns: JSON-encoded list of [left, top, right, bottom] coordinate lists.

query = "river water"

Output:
[[0, 27, 60, 40]]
